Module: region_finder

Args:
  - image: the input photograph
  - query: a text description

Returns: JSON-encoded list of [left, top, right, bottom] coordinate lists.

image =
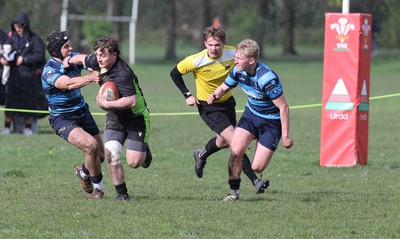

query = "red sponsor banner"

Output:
[[320, 13, 372, 166]]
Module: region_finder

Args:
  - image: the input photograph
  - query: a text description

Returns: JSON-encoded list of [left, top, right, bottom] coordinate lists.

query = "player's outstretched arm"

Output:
[[64, 54, 86, 67], [55, 71, 101, 90], [207, 83, 231, 104]]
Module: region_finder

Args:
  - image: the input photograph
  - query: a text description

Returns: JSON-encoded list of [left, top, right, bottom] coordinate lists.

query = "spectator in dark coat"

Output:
[[0, 28, 6, 44], [0, 12, 46, 135]]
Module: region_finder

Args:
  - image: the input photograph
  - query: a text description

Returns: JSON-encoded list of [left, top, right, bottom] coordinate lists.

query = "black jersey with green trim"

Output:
[[85, 54, 148, 116]]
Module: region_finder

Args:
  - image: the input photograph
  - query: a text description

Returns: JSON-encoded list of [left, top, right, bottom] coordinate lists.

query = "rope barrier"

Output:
[[0, 92, 399, 117]]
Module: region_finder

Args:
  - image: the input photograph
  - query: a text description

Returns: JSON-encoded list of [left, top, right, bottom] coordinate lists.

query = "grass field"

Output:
[[0, 53, 399, 239]]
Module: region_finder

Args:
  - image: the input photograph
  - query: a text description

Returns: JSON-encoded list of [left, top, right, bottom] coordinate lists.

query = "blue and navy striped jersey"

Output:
[[41, 52, 87, 116], [224, 62, 283, 119]]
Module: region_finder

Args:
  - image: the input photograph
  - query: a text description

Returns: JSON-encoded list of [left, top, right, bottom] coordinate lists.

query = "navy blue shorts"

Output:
[[237, 107, 281, 151], [198, 96, 237, 134], [48, 104, 100, 141]]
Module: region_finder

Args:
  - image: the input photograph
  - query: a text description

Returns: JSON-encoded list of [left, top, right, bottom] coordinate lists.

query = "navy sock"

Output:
[[81, 163, 90, 175], [90, 173, 103, 184]]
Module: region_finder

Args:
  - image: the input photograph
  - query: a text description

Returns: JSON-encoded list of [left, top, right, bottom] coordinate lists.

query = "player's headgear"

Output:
[[46, 31, 69, 60]]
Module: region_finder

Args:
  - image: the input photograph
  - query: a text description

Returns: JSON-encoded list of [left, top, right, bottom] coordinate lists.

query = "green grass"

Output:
[[0, 57, 399, 239]]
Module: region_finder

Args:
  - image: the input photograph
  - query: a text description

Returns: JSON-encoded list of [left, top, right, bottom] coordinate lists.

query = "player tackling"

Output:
[[67, 36, 152, 201], [41, 31, 105, 199]]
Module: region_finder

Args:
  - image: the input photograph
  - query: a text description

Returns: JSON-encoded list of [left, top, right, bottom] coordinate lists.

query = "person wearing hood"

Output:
[[0, 12, 46, 135]]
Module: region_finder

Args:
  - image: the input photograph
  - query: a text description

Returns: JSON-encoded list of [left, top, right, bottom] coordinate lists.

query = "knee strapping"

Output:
[[105, 140, 122, 166]]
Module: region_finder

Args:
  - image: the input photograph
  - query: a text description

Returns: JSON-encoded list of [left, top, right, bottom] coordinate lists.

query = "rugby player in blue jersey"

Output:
[[41, 31, 105, 199], [208, 39, 294, 201], [170, 26, 268, 193]]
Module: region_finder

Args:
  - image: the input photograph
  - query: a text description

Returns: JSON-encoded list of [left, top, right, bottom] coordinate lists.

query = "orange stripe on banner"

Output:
[[327, 94, 352, 102]]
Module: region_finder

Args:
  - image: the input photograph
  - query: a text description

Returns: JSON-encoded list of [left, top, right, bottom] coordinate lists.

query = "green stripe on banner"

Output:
[[325, 102, 354, 110], [358, 103, 369, 111], [0, 92, 399, 117]]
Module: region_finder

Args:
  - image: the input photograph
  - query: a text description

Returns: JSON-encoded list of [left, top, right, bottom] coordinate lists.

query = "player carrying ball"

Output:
[[67, 36, 152, 201]]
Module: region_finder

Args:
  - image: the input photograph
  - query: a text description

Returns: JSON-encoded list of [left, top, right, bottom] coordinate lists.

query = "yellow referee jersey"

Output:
[[177, 45, 236, 102]]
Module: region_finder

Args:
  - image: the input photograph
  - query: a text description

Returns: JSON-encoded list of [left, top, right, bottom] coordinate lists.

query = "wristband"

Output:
[[67, 56, 72, 65], [183, 92, 192, 99]]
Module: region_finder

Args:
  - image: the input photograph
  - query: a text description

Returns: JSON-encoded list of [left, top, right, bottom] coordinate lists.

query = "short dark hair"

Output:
[[203, 26, 226, 44], [93, 36, 120, 56]]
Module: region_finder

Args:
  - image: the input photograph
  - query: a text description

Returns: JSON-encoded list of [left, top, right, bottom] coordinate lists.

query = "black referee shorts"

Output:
[[197, 96, 237, 134]]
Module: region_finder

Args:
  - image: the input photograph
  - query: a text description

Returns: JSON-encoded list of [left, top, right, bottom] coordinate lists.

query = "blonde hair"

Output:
[[236, 39, 259, 59]]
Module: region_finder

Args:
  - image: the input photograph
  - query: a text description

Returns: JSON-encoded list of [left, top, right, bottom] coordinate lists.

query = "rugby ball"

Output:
[[99, 81, 119, 101]]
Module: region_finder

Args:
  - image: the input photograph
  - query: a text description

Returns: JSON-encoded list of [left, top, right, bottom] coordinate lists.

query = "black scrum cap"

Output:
[[46, 31, 69, 59]]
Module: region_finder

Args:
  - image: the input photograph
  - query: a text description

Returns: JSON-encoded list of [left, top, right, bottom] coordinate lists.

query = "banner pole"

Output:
[[342, 0, 350, 14]]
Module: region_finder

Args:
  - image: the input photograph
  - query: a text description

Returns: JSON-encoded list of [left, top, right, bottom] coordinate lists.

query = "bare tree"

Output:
[[256, 0, 269, 58], [105, 0, 125, 39], [282, 0, 297, 55], [165, 0, 177, 60], [203, 0, 212, 27], [114, 0, 126, 40]]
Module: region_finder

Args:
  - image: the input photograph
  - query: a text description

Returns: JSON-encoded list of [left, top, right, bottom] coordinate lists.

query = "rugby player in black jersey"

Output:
[[67, 36, 152, 201]]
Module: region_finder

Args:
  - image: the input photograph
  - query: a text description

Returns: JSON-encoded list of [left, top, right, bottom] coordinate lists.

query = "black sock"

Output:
[[115, 182, 128, 195], [146, 144, 152, 160], [228, 178, 241, 190], [242, 153, 258, 184], [199, 137, 220, 161], [5, 121, 11, 128]]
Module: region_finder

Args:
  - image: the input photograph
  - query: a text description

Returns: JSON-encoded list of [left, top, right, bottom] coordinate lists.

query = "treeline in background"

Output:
[[0, 0, 398, 60]]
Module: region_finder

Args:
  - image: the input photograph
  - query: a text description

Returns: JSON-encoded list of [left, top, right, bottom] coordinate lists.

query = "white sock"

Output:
[[80, 170, 89, 179], [93, 181, 104, 192]]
